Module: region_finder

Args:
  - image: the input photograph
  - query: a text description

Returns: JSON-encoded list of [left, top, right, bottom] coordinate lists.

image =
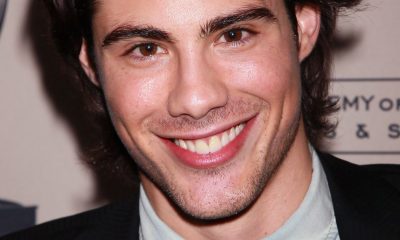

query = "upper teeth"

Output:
[[173, 123, 245, 154]]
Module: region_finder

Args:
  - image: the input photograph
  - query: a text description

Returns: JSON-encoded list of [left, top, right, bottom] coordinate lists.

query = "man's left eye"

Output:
[[223, 29, 244, 42], [217, 29, 252, 44]]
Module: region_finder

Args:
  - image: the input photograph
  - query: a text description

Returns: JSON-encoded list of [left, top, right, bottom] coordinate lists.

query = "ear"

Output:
[[79, 40, 100, 87], [296, 5, 320, 61]]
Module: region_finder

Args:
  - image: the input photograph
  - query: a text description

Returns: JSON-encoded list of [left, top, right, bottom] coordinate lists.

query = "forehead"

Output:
[[93, 0, 284, 34]]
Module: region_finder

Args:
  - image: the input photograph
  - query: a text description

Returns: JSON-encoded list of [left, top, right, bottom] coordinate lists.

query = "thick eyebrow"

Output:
[[200, 6, 277, 37], [102, 25, 173, 47]]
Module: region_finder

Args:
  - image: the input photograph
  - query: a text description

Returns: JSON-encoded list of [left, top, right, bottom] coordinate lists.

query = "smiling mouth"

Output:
[[172, 123, 246, 154], [162, 116, 255, 169]]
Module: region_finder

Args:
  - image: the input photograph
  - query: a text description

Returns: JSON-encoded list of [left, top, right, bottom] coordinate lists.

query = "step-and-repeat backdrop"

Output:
[[327, 78, 399, 164]]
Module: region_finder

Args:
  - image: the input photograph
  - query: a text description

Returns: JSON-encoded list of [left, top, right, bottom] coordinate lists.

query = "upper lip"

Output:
[[155, 113, 257, 140]]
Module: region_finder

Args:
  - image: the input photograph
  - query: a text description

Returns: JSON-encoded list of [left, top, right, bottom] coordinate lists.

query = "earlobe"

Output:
[[79, 40, 100, 87], [296, 5, 320, 61]]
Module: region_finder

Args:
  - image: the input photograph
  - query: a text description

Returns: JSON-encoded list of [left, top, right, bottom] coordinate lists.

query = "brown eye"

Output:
[[130, 43, 167, 61], [138, 43, 158, 56], [223, 29, 243, 42]]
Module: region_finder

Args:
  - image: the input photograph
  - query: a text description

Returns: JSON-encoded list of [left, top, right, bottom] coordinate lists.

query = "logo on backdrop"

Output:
[[326, 78, 400, 155]]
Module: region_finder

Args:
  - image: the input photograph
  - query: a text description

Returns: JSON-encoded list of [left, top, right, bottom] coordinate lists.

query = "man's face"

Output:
[[84, 0, 318, 220]]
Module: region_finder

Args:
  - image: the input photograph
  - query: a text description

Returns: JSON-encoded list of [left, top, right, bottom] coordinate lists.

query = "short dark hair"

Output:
[[43, 0, 362, 174]]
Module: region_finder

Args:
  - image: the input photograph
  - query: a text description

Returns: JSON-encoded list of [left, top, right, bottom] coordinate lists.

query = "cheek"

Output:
[[217, 46, 301, 102], [98, 59, 170, 126]]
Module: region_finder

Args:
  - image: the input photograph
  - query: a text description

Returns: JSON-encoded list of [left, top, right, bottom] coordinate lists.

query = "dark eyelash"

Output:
[[222, 27, 257, 38]]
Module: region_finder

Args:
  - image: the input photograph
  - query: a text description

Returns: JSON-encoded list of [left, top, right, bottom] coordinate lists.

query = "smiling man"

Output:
[[92, 0, 312, 224], [2, 0, 400, 239]]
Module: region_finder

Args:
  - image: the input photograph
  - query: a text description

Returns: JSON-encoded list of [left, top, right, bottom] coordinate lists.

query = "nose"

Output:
[[167, 53, 228, 119]]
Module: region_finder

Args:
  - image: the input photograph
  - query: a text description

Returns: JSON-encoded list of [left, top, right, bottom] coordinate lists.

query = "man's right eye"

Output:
[[130, 43, 167, 58]]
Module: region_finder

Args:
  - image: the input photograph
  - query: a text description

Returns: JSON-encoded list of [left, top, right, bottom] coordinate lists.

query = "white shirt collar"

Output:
[[264, 148, 338, 240]]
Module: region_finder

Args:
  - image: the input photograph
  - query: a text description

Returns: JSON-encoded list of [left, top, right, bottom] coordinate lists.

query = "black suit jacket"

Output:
[[2, 153, 400, 240]]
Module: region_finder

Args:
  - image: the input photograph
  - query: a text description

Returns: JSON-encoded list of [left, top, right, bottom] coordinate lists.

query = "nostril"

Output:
[[167, 84, 229, 119]]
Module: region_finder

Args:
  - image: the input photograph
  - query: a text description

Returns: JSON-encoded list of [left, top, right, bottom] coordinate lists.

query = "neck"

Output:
[[141, 124, 312, 239]]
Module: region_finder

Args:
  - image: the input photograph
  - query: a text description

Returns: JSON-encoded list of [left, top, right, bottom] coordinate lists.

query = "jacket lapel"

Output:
[[319, 152, 400, 240], [83, 195, 141, 240]]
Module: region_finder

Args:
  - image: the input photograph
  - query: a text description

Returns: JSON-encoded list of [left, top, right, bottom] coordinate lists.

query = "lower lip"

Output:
[[162, 117, 256, 169]]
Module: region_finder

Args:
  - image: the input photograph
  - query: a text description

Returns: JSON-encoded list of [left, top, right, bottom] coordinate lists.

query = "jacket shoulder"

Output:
[[1, 197, 139, 240], [362, 164, 400, 191], [318, 152, 400, 192], [318, 152, 400, 240]]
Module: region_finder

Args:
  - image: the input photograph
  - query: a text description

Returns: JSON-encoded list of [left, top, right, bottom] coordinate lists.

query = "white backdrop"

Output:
[[0, 0, 399, 224]]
